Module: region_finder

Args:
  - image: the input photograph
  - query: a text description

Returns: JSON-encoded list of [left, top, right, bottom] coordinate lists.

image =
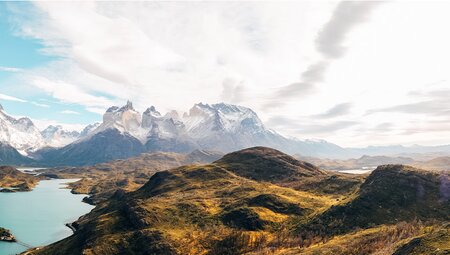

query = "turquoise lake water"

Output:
[[0, 179, 94, 255]]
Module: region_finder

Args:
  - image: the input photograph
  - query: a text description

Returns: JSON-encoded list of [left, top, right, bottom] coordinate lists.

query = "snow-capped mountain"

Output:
[[79, 122, 101, 138], [41, 125, 80, 147], [88, 101, 147, 142], [180, 103, 282, 152], [35, 101, 348, 166], [11, 100, 450, 167], [183, 103, 265, 137], [0, 104, 45, 155], [0, 101, 351, 166]]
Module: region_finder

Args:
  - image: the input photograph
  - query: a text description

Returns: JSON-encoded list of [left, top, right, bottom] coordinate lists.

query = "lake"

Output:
[[0, 179, 94, 255], [335, 167, 376, 174]]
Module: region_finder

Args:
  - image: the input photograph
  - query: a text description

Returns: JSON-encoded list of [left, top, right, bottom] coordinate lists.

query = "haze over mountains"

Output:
[[2, 101, 450, 166]]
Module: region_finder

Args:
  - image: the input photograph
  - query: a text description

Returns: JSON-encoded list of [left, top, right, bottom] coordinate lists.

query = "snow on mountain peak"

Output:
[[0, 106, 45, 155], [15, 117, 35, 130], [143, 106, 161, 117], [182, 102, 265, 136], [41, 125, 80, 147], [98, 101, 144, 141], [164, 110, 181, 121], [79, 122, 101, 137], [142, 106, 162, 129]]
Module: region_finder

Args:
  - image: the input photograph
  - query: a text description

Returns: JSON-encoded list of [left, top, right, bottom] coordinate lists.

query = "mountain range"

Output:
[[0, 102, 348, 166], [3, 101, 450, 166]]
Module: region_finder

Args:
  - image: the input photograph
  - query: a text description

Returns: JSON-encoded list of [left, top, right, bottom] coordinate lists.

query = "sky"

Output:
[[1, 1, 450, 147]]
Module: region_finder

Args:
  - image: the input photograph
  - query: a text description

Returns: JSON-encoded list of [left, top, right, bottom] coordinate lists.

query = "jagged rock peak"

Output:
[[164, 110, 181, 121], [43, 125, 63, 131], [16, 117, 34, 127], [106, 106, 119, 112], [144, 106, 161, 116], [80, 122, 101, 137], [120, 100, 134, 111], [106, 101, 135, 113]]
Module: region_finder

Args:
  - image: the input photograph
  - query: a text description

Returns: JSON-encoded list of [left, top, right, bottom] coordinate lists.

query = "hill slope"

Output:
[[296, 165, 450, 238], [0, 166, 40, 191], [28, 150, 448, 255], [43, 150, 223, 204], [30, 147, 339, 254], [0, 143, 34, 165]]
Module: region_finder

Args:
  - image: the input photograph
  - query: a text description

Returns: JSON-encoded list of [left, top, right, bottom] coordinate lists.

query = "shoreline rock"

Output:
[[0, 188, 16, 193], [0, 227, 16, 242], [65, 222, 79, 233]]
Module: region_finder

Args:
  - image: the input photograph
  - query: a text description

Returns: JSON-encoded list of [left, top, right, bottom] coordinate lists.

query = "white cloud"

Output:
[[12, 1, 333, 113], [31, 76, 115, 114], [31, 101, 50, 108], [0, 66, 23, 72], [60, 110, 80, 115], [0, 93, 27, 103], [0, 93, 50, 108], [6, 1, 450, 147], [30, 118, 86, 132]]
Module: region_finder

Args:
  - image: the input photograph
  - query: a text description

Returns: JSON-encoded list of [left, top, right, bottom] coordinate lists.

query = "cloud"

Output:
[[31, 76, 115, 114], [316, 1, 382, 59], [10, 1, 450, 147], [268, 2, 382, 104], [221, 78, 246, 104], [266, 115, 358, 135], [60, 110, 80, 115], [313, 102, 352, 118], [30, 118, 86, 131], [297, 120, 358, 134], [8, 2, 339, 114], [0, 93, 27, 102], [31, 101, 50, 108], [409, 88, 450, 99], [276, 61, 328, 98], [367, 100, 450, 116], [0, 66, 23, 72], [367, 86, 450, 116], [0, 93, 49, 108]]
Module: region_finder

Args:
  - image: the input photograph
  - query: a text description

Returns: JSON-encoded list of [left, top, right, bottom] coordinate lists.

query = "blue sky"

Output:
[[0, 2, 102, 130]]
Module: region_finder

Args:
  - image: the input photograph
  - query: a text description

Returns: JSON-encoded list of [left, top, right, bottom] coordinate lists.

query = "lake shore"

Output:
[[0, 178, 94, 255]]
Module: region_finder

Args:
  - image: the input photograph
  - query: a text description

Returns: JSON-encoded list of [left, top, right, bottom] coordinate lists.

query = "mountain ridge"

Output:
[[31, 102, 349, 166], [4, 101, 450, 166]]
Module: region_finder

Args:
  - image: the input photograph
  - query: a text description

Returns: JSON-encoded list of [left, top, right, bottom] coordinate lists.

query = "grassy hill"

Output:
[[0, 166, 40, 191], [27, 148, 450, 255], [295, 165, 449, 239], [29, 147, 341, 254], [41, 150, 223, 204]]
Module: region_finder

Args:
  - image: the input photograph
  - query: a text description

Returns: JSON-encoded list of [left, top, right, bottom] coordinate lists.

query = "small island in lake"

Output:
[[0, 227, 16, 242]]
